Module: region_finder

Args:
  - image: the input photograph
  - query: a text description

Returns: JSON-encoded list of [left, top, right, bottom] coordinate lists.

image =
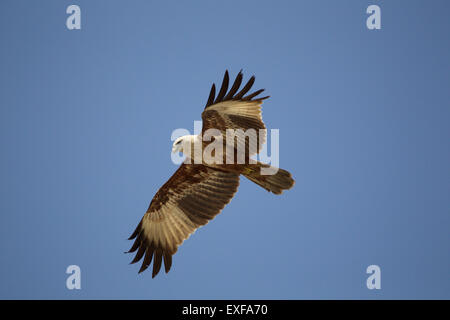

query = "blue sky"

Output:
[[0, 0, 449, 299]]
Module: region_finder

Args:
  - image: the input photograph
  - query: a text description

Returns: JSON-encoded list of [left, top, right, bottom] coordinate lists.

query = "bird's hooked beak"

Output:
[[172, 140, 182, 154]]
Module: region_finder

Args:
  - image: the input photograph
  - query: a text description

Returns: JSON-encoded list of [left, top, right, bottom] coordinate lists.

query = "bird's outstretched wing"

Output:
[[128, 164, 240, 277], [202, 70, 270, 157]]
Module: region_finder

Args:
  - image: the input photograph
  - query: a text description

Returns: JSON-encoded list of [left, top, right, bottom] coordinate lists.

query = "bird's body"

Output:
[[128, 70, 295, 277]]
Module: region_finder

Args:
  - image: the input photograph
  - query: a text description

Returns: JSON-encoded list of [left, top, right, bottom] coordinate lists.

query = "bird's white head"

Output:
[[172, 135, 197, 154]]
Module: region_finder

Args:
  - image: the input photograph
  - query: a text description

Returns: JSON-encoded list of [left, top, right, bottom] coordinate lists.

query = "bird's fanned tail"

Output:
[[241, 162, 294, 195]]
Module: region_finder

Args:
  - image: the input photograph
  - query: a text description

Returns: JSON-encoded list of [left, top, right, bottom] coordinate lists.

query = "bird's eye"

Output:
[[176, 140, 182, 145]]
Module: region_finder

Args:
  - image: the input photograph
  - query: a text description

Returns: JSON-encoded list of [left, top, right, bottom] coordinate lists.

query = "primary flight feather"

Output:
[[127, 70, 294, 277]]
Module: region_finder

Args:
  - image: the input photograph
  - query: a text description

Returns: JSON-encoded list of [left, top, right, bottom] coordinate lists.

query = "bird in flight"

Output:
[[127, 70, 295, 277]]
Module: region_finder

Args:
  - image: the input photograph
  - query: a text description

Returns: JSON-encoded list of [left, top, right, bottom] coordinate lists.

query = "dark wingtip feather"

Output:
[[130, 244, 145, 264], [243, 88, 265, 101], [214, 70, 229, 103], [152, 249, 163, 278], [205, 83, 216, 108], [224, 70, 243, 100], [234, 75, 255, 99], [138, 264, 147, 273], [127, 237, 141, 253], [128, 221, 142, 240], [138, 247, 154, 273], [138, 258, 150, 273], [163, 252, 172, 273]]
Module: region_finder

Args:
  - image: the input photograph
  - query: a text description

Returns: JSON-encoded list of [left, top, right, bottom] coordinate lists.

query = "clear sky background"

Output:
[[0, 1, 449, 299]]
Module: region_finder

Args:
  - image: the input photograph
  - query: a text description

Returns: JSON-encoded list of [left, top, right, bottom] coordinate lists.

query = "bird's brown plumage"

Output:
[[202, 70, 269, 157], [128, 164, 239, 277], [128, 70, 294, 277]]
